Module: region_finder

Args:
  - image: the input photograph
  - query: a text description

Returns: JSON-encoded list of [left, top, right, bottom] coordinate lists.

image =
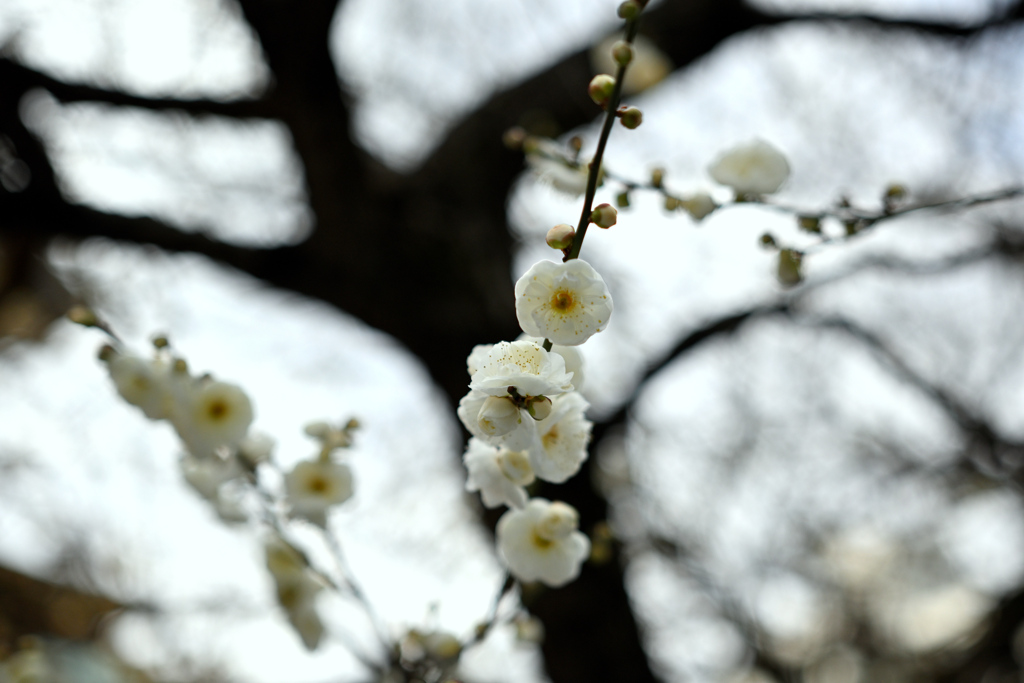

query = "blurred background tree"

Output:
[[3, 0, 1024, 681]]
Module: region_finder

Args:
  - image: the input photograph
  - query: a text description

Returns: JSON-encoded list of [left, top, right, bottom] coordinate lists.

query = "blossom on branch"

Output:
[[708, 139, 790, 196], [463, 438, 534, 509], [172, 379, 254, 458], [515, 259, 613, 346], [285, 459, 354, 527], [529, 392, 592, 484], [497, 499, 590, 587], [469, 340, 574, 398]]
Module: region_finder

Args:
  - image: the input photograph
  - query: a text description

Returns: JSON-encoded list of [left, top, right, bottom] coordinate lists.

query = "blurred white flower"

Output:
[[173, 379, 254, 458], [497, 499, 590, 587], [265, 536, 326, 651], [106, 353, 172, 420], [679, 191, 717, 221], [515, 260, 613, 346], [238, 431, 275, 467], [708, 139, 790, 196], [476, 395, 522, 437], [463, 437, 533, 509], [530, 392, 592, 484], [525, 139, 590, 196], [180, 452, 243, 502], [469, 340, 574, 398], [285, 459, 354, 527]]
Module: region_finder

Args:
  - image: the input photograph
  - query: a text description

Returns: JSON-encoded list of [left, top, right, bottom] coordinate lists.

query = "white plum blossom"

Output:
[[463, 438, 534, 509], [285, 458, 354, 527], [515, 260, 613, 346], [497, 499, 590, 587], [238, 431, 275, 467], [172, 379, 254, 458], [106, 353, 173, 420], [457, 390, 534, 452], [708, 139, 790, 196], [518, 335, 586, 391], [529, 392, 593, 484], [470, 340, 574, 398]]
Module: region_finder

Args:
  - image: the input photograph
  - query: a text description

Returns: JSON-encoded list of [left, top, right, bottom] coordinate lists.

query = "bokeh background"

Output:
[[2, 0, 1024, 681]]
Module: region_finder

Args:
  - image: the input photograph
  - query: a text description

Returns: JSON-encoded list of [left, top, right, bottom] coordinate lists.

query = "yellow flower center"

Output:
[[542, 425, 560, 450], [308, 476, 328, 494], [531, 531, 553, 550], [206, 400, 228, 421], [551, 289, 575, 312]]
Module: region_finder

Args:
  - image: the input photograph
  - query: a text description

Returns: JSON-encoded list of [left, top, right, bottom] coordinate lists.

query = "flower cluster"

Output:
[[96, 336, 359, 651], [459, 259, 612, 587]]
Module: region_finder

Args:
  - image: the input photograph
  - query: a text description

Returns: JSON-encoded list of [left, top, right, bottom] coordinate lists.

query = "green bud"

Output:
[[588, 74, 616, 107], [526, 396, 553, 421], [97, 344, 116, 362], [611, 40, 633, 67], [152, 335, 170, 349], [797, 215, 821, 233], [884, 183, 907, 201], [759, 233, 777, 249], [619, 106, 643, 129], [616, 191, 631, 208], [67, 305, 99, 328], [777, 249, 803, 287], [617, 0, 641, 20], [664, 196, 679, 211], [546, 224, 575, 250], [650, 167, 664, 188], [590, 203, 618, 228], [502, 127, 526, 150]]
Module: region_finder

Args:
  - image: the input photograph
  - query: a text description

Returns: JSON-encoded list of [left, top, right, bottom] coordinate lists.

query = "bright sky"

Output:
[[3, 0, 1024, 681]]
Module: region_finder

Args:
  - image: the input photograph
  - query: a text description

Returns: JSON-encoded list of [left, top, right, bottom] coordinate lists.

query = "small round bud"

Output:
[[680, 192, 717, 221], [98, 344, 117, 362], [616, 191, 631, 208], [345, 418, 360, 431], [759, 233, 778, 249], [503, 127, 526, 150], [152, 335, 170, 349], [797, 215, 821, 233], [611, 40, 633, 67], [172, 358, 189, 374], [67, 305, 99, 328], [663, 196, 680, 211], [588, 74, 616, 107], [590, 203, 617, 229], [650, 167, 664, 188], [546, 224, 575, 250], [619, 106, 643, 129], [777, 249, 804, 286], [884, 183, 908, 201], [526, 396, 553, 421], [617, 0, 641, 20]]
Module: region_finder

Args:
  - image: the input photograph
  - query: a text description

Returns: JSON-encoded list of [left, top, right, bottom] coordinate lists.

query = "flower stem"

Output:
[[564, 14, 642, 262]]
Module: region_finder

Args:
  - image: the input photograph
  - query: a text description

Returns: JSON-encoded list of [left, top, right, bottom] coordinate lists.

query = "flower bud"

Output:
[[477, 396, 521, 437], [590, 203, 617, 229], [611, 40, 633, 67], [151, 335, 170, 349], [759, 233, 778, 249], [526, 395, 553, 421], [680, 192, 716, 221], [777, 248, 803, 286], [588, 74, 616, 107], [536, 501, 579, 541], [650, 167, 664, 188], [546, 224, 575, 250], [619, 106, 643, 129], [98, 344, 117, 362], [616, 191, 631, 208], [797, 215, 821, 233], [503, 126, 526, 150], [617, 0, 641, 19], [498, 449, 535, 486], [664, 196, 679, 211], [67, 305, 99, 328]]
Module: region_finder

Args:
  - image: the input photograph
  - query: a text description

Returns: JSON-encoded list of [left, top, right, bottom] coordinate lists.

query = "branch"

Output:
[[0, 58, 273, 119]]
